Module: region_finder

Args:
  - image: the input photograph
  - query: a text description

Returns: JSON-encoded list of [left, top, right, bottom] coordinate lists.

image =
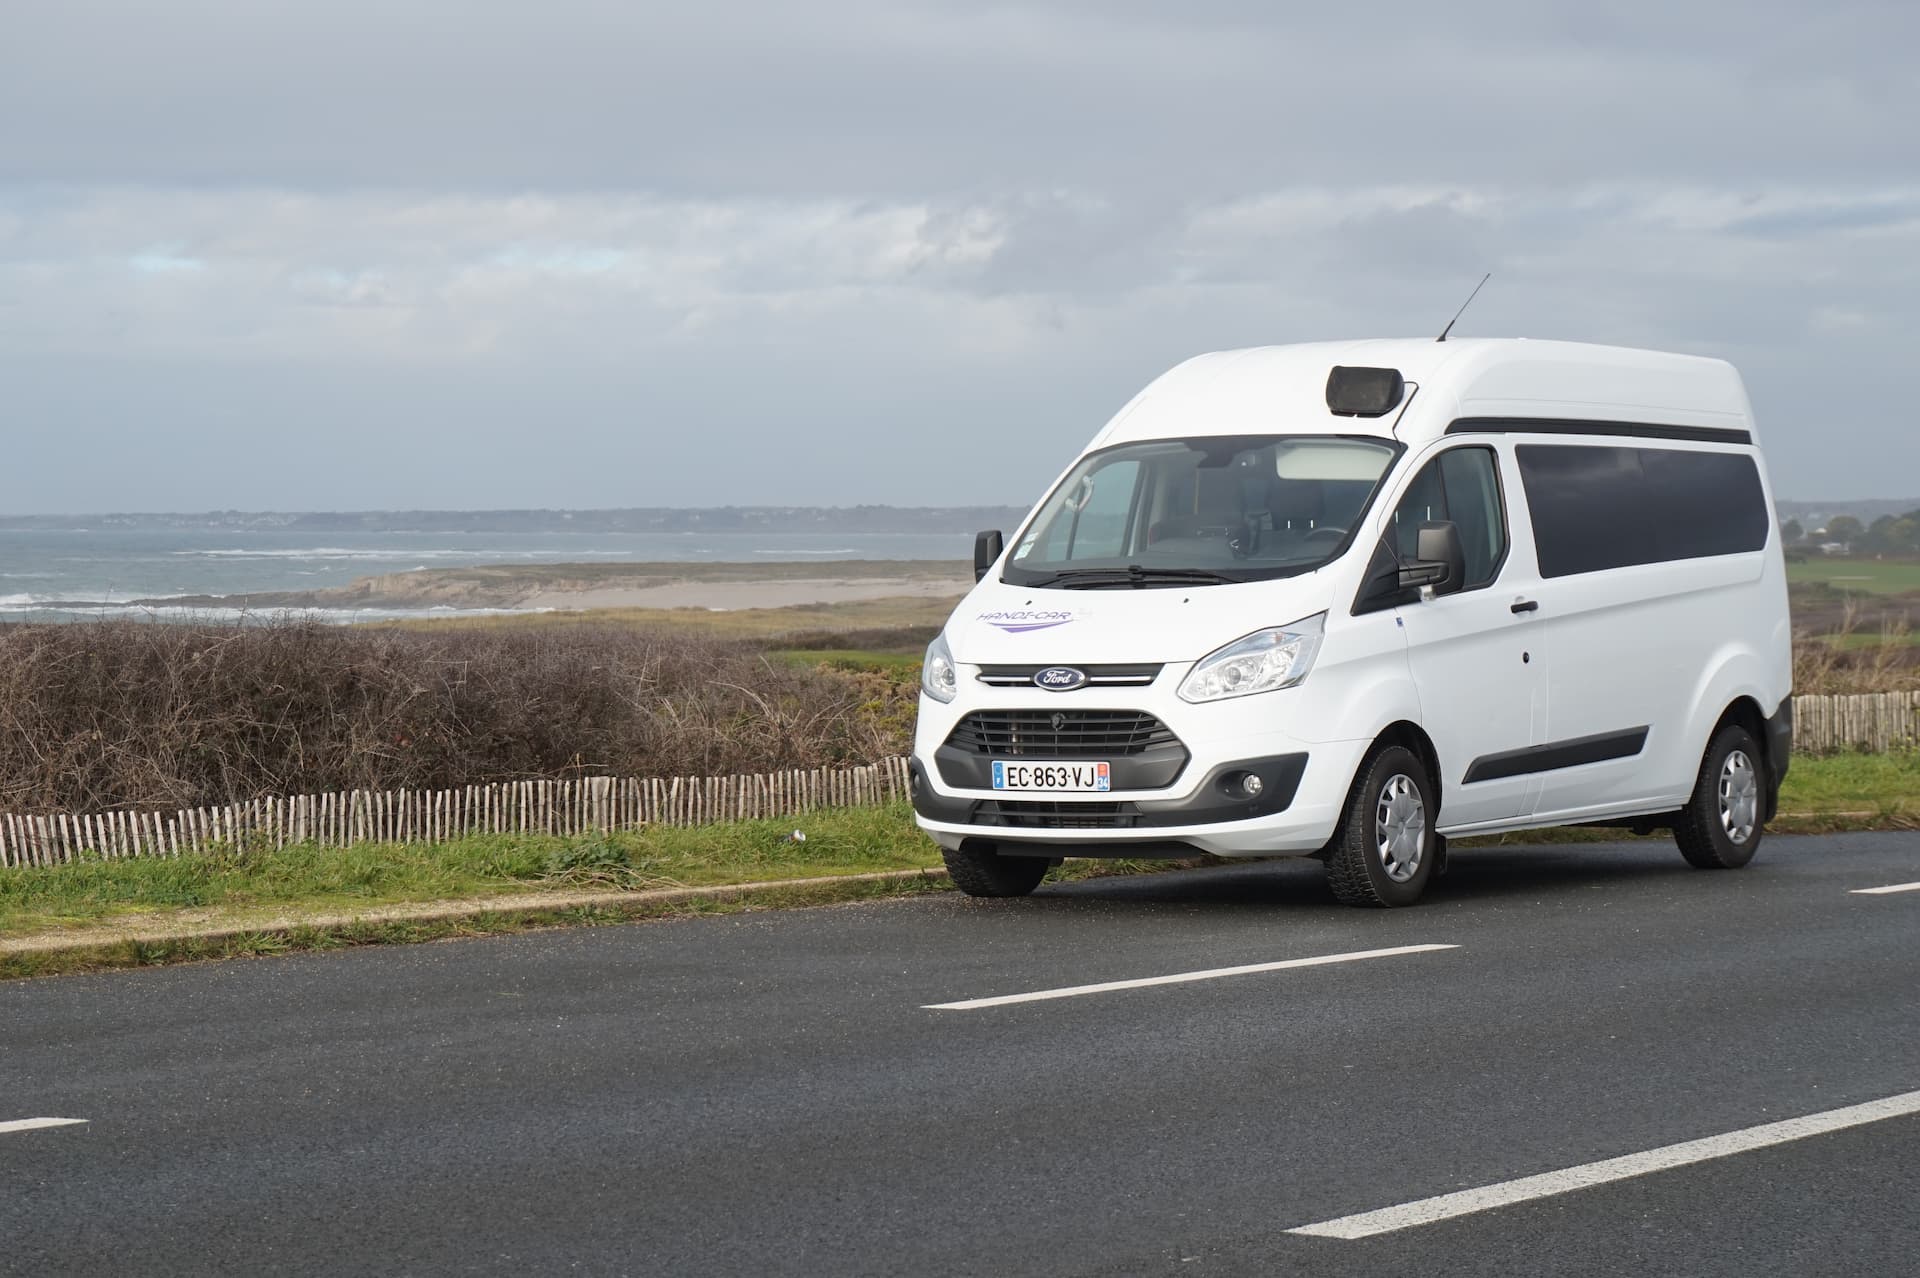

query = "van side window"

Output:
[[1516, 444, 1768, 577], [1388, 447, 1508, 589]]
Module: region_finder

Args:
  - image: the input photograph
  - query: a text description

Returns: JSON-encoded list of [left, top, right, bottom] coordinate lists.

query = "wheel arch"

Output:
[[1369, 719, 1444, 818], [1710, 694, 1778, 820]]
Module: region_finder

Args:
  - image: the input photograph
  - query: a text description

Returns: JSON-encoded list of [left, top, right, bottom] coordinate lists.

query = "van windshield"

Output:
[[1004, 435, 1400, 587]]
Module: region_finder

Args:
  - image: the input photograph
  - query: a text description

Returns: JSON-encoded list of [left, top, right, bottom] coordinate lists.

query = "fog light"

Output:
[[1241, 773, 1264, 798]]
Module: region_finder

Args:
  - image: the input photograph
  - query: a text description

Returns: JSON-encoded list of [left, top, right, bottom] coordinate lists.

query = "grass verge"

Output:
[[4, 753, 1915, 978], [1, 804, 940, 940]]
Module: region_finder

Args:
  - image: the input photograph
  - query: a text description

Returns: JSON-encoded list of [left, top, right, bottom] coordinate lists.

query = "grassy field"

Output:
[[1819, 631, 1920, 650], [770, 648, 926, 673], [390, 595, 960, 639], [1788, 558, 1920, 594]]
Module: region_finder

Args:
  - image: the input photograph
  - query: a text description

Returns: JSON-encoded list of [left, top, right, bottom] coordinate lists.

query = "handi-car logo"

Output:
[[978, 610, 1075, 634]]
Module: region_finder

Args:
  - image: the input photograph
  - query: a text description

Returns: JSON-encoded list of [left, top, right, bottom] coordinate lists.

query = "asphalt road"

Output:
[[3, 832, 1918, 1276]]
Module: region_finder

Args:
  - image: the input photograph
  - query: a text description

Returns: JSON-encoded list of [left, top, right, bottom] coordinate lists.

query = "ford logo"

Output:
[[1033, 666, 1089, 692]]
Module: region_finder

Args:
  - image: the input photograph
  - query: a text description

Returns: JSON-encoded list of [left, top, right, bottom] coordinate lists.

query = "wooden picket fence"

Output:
[[1, 690, 1917, 870], [1792, 690, 1920, 755], [0, 757, 913, 869]]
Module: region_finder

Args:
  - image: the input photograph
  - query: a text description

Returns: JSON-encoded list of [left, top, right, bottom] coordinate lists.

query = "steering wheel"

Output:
[[1304, 525, 1348, 542]]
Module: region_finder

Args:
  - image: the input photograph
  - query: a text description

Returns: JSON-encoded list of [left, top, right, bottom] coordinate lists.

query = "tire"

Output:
[[942, 841, 1050, 898], [1325, 745, 1438, 908], [1675, 724, 1765, 869]]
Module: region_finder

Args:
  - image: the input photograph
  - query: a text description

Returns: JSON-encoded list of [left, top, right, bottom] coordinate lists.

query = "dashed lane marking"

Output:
[[1288, 1089, 1920, 1239], [0, 1118, 88, 1136], [922, 943, 1460, 1010], [1851, 881, 1920, 895]]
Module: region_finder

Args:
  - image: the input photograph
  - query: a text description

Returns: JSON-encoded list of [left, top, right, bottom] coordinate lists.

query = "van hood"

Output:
[[949, 575, 1335, 666]]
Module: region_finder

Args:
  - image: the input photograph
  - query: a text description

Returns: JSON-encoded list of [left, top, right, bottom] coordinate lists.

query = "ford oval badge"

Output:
[[1033, 666, 1088, 692]]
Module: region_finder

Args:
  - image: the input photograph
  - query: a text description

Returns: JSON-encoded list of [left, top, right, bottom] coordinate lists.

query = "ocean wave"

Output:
[[0, 591, 212, 609], [0, 600, 561, 624]]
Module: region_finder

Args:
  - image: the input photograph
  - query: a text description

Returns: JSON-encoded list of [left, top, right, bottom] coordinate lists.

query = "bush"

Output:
[[0, 618, 914, 812]]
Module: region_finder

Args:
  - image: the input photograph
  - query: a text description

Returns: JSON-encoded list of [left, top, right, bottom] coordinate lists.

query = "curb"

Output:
[[1, 868, 954, 978]]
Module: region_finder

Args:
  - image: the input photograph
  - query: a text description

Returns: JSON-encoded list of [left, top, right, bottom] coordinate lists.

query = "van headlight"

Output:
[[1177, 614, 1325, 703], [922, 631, 959, 703]]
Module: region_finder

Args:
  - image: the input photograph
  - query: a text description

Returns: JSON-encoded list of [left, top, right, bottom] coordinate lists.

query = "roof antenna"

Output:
[[1436, 272, 1491, 342]]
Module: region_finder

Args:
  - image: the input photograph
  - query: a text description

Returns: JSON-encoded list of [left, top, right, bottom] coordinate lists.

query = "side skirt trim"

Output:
[[1463, 727, 1649, 784]]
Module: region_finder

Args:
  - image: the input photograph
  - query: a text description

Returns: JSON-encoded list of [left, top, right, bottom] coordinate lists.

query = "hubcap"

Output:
[[1719, 749, 1759, 844], [1375, 773, 1426, 883]]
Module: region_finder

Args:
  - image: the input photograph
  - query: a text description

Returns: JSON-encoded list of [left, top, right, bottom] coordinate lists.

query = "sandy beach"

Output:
[[125, 560, 974, 615]]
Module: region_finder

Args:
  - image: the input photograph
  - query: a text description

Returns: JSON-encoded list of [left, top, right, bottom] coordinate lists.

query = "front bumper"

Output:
[[912, 752, 1308, 833]]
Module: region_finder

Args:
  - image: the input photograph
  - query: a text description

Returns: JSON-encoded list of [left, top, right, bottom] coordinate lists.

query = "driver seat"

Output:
[[1266, 477, 1325, 533]]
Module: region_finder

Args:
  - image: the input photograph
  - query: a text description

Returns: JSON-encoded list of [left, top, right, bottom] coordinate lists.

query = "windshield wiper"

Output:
[[1026, 565, 1245, 589]]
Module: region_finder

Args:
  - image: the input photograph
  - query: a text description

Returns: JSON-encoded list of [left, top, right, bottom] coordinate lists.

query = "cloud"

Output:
[[2, 1, 1918, 510], [6, 1, 1917, 195]]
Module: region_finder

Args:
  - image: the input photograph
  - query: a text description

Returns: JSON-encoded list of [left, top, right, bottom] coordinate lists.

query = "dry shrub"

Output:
[[0, 619, 913, 812], [777, 625, 939, 652], [1792, 601, 1920, 695]]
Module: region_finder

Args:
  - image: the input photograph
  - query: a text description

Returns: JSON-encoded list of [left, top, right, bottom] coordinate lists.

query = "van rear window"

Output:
[[1516, 445, 1769, 577]]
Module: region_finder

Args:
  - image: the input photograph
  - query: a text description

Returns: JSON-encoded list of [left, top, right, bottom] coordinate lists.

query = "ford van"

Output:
[[910, 339, 1793, 906]]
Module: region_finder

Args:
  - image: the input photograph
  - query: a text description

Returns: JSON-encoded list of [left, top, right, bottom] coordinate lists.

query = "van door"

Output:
[[1362, 444, 1546, 830], [1513, 441, 1774, 820]]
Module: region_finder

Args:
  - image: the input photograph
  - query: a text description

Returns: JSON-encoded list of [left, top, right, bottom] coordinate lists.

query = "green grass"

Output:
[[1774, 750, 1920, 821], [769, 648, 925, 674], [0, 804, 941, 938], [1787, 559, 1920, 594]]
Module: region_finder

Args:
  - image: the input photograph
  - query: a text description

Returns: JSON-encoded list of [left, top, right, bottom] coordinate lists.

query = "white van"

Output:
[[911, 338, 1793, 907]]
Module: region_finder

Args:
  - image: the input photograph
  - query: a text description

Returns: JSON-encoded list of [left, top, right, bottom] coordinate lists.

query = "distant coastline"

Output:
[[0, 505, 1031, 535]]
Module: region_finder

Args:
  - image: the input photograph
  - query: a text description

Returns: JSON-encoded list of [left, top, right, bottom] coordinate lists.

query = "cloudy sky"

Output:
[[4, 0, 1917, 513]]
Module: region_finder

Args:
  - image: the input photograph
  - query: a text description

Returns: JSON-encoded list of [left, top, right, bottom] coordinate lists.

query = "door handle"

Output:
[[1510, 598, 1539, 614]]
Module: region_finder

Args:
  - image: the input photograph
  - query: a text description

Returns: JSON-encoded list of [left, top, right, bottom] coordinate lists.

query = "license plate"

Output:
[[991, 761, 1112, 793]]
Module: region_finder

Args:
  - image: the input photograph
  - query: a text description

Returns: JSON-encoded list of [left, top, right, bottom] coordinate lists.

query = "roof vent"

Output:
[[1325, 366, 1405, 418]]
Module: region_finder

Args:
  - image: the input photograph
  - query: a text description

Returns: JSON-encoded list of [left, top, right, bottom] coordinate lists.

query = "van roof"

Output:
[[1095, 338, 1755, 449]]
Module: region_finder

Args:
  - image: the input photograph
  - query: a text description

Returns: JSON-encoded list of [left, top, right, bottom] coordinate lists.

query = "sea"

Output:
[[0, 528, 975, 624]]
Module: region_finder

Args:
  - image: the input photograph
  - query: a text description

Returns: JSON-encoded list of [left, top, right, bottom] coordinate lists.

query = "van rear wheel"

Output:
[[1326, 745, 1438, 908], [1675, 724, 1765, 869], [942, 841, 1050, 898]]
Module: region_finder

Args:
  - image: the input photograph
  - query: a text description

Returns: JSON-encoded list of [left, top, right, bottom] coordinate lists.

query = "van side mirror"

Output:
[[1397, 521, 1466, 595], [973, 529, 1005, 582]]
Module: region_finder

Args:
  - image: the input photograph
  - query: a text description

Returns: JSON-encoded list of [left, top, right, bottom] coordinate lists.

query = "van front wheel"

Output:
[[1675, 724, 1765, 869], [942, 842, 1050, 898], [1326, 745, 1438, 908]]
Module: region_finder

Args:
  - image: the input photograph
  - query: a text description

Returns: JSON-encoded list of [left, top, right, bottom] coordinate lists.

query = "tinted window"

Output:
[[1517, 445, 1769, 578], [1386, 446, 1508, 589]]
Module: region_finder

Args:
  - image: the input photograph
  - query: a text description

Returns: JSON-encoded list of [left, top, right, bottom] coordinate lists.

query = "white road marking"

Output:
[[1288, 1089, 1920, 1240], [922, 944, 1459, 1010], [1850, 881, 1920, 895], [0, 1117, 88, 1135]]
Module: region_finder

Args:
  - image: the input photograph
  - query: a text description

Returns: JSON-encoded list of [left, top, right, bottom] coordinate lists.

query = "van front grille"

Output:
[[945, 710, 1180, 758], [972, 800, 1138, 829]]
